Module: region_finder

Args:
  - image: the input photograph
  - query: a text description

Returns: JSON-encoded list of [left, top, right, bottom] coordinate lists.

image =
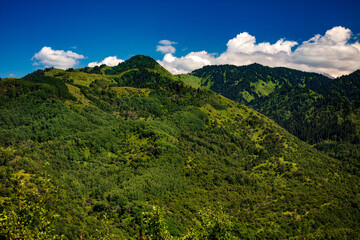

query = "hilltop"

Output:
[[1, 56, 359, 239]]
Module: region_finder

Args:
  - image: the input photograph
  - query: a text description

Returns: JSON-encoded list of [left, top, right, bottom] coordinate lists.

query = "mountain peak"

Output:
[[127, 55, 158, 64], [105, 55, 160, 75], [123, 55, 159, 68], [248, 62, 262, 67]]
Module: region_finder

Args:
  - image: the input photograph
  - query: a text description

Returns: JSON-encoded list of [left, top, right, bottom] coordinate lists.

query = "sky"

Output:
[[1, 0, 360, 78]]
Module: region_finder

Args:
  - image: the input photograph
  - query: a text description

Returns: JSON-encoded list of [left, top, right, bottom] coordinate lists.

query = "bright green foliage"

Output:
[[183, 207, 237, 239], [142, 206, 172, 240], [0, 170, 63, 239], [177, 74, 202, 89], [1, 56, 359, 239]]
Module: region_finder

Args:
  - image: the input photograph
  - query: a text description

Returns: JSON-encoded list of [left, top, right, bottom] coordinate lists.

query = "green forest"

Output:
[[1, 56, 360, 239], [184, 64, 360, 177]]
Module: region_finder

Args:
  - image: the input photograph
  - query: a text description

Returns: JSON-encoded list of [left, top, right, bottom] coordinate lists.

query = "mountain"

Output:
[[251, 86, 360, 174], [1, 56, 359, 239], [180, 63, 331, 104], [181, 64, 360, 175], [318, 69, 360, 99]]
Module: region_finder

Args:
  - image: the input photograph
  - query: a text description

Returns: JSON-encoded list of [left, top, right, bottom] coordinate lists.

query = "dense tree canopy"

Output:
[[184, 64, 360, 177], [1, 57, 359, 239]]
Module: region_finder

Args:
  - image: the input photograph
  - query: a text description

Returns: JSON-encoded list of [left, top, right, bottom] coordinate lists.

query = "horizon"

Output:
[[1, 0, 360, 78], [7, 55, 358, 80]]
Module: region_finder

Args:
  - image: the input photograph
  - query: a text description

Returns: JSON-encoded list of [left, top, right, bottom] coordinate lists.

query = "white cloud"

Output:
[[226, 32, 298, 55], [88, 56, 124, 67], [158, 33, 298, 74], [159, 40, 177, 45], [9, 73, 15, 77], [156, 45, 176, 54], [32, 46, 85, 69], [292, 26, 360, 77], [158, 51, 216, 74], [157, 26, 360, 77], [156, 39, 177, 54]]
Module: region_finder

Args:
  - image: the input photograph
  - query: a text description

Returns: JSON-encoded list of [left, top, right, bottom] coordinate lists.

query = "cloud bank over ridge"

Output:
[[158, 26, 360, 77]]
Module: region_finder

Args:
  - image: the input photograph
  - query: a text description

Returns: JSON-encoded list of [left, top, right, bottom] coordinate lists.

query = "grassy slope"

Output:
[[0, 57, 359, 239], [177, 74, 202, 88]]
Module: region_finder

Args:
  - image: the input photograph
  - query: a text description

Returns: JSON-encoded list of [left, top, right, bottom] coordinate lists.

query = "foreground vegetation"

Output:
[[1, 56, 359, 239]]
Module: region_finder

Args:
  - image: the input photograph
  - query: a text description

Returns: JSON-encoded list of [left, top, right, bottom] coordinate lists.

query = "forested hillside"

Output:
[[1, 56, 359, 239], [183, 64, 331, 104], [251, 86, 360, 175], [182, 64, 360, 176]]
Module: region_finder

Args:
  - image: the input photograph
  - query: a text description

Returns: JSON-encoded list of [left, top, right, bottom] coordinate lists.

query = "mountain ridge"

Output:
[[185, 63, 332, 103], [179, 62, 360, 176], [1, 55, 359, 239]]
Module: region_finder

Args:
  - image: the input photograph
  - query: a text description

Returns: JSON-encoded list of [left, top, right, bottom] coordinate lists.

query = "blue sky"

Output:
[[1, 0, 360, 78]]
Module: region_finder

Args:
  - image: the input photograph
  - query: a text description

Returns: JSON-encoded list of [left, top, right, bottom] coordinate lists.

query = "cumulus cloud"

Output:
[[159, 51, 216, 75], [32, 46, 85, 69], [156, 45, 176, 54], [157, 26, 360, 77], [156, 39, 177, 54], [159, 40, 177, 45], [292, 26, 360, 76], [88, 56, 124, 67], [158, 33, 297, 74], [226, 32, 298, 55]]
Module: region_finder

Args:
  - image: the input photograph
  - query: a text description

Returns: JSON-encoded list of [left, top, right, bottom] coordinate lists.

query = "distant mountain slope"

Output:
[[250, 86, 360, 174], [181, 64, 360, 175], [188, 63, 331, 103], [319, 70, 360, 99], [251, 86, 360, 143], [1, 56, 359, 239]]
